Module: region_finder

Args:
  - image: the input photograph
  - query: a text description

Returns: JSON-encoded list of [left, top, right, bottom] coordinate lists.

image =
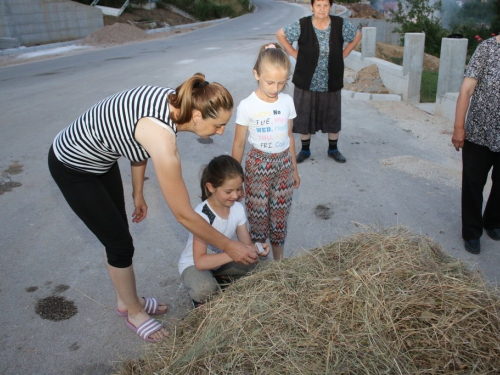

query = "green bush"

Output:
[[451, 23, 494, 57], [163, 0, 249, 21], [391, 0, 448, 57], [420, 70, 438, 103], [195, 2, 235, 20]]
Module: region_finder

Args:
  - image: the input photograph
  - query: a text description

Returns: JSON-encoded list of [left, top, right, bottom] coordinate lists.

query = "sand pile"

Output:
[[82, 23, 149, 46], [344, 64, 390, 94], [346, 3, 385, 19], [121, 227, 500, 374]]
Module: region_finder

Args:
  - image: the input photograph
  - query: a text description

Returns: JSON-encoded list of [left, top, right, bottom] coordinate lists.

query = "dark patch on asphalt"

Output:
[[1, 162, 23, 195], [35, 296, 77, 321], [315, 204, 333, 220], [69, 342, 80, 351], [25, 286, 39, 293], [104, 56, 132, 61], [44, 281, 53, 286], [35, 71, 60, 76], [197, 137, 213, 144], [53, 284, 70, 294], [4, 162, 23, 175]]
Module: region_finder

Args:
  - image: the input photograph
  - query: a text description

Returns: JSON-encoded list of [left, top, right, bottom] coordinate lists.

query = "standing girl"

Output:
[[178, 155, 270, 306], [232, 43, 300, 260]]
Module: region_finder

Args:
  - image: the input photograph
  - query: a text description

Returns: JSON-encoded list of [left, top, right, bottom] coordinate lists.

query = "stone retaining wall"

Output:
[[0, 0, 103, 47]]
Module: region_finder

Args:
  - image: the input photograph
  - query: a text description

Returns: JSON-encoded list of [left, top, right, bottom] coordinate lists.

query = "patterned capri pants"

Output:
[[244, 147, 294, 247]]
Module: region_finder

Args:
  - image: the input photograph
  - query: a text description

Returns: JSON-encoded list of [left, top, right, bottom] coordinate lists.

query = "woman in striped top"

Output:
[[48, 73, 259, 343]]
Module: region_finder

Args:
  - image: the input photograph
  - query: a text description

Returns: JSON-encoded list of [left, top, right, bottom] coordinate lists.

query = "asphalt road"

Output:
[[0, 0, 499, 374]]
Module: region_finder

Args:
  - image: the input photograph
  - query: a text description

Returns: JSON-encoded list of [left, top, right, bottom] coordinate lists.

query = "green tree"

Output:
[[450, 0, 496, 27], [390, 0, 448, 56], [450, 0, 499, 57]]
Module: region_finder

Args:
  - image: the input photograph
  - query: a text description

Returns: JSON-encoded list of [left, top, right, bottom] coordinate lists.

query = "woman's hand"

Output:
[[226, 241, 258, 264], [132, 194, 148, 223], [256, 242, 271, 257], [451, 128, 465, 151]]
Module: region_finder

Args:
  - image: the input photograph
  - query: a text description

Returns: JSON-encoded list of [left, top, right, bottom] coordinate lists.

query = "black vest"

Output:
[[292, 16, 344, 92]]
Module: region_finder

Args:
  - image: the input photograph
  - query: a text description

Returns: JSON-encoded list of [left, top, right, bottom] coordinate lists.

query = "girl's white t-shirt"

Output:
[[178, 200, 247, 275], [236, 92, 296, 154]]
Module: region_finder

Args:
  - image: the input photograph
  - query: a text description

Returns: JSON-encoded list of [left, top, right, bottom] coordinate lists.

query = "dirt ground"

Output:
[[344, 64, 390, 94], [343, 3, 385, 19], [103, 6, 195, 30], [346, 41, 440, 93]]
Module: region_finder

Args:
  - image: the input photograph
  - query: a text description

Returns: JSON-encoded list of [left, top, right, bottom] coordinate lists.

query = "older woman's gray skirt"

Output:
[[292, 86, 341, 135]]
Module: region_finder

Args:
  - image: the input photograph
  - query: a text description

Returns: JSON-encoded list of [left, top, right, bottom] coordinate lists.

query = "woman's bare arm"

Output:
[[135, 117, 258, 263]]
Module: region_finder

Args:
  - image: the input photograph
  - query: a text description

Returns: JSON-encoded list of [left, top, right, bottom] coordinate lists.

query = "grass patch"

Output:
[[420, 70, 438, 103], [389, 56, 403, 65]]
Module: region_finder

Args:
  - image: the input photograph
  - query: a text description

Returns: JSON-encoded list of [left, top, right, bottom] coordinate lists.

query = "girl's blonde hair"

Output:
[[253, 43, 292, 79], [168, 73, 234, 125]]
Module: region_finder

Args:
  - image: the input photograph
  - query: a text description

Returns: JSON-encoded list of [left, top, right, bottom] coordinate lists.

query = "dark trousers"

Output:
[[48, 146, 134, 268], [462, 140, 500, 240]]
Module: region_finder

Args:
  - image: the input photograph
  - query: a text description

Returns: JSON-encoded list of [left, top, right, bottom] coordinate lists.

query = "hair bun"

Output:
[[194, 81, 210, 88]]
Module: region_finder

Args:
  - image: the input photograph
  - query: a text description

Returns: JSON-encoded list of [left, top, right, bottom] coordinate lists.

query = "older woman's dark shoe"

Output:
[[486, 228, 500, 241], [296, 151, 311, 163], [464, 239, 480, 254], [328, 150, 346, 163]]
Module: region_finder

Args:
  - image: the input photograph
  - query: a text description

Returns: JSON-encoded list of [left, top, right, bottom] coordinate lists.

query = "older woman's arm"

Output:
[[452, 77, 478, 151], [343, 29, 362, 59], [276, 28, 298, 59]]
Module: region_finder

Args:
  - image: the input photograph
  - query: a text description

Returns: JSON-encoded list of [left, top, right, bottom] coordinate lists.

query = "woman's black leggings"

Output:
[[48, 146, 134, 268]]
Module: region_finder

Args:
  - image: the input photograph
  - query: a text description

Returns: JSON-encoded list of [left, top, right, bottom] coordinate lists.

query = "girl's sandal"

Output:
[[125, 318, 166, 343]]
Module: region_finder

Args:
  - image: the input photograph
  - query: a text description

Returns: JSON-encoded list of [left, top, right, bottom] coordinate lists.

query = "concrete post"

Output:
[[402, 33, 425, 104], [361, 27, 376, 60], [436, 38, 468, 104]]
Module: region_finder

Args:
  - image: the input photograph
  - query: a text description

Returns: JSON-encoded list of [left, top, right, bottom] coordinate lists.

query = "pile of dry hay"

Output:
[[122, 227, 500, 374]]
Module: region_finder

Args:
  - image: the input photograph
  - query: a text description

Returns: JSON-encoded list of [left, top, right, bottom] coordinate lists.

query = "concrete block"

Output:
[[352, 92, 372, 100], [341, 90, 355, 98], [435, 92, 459, 121], [371, 93, 402, 101], [403, 33, 425, 104], [436, 38, 467, 103], [361, 27, 377, 60], [361, 27, 376, 60], [371, 58, 406, 97]]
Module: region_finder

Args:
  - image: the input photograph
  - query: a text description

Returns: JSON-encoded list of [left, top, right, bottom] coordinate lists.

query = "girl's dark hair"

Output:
[[311, 0, 333, 5], [253, 43, 291, 80], [200, 155, 244, 201], [168, 73, 234, 125]]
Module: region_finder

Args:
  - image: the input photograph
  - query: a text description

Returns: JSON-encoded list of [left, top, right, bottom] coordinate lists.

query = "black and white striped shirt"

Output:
[[53, 86, 177, 174]]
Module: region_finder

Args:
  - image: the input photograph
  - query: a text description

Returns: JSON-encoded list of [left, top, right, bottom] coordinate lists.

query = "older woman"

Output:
[[276, 0, 361, 163], [452, 35, 500, 254], [48, 74, 258, 342]]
